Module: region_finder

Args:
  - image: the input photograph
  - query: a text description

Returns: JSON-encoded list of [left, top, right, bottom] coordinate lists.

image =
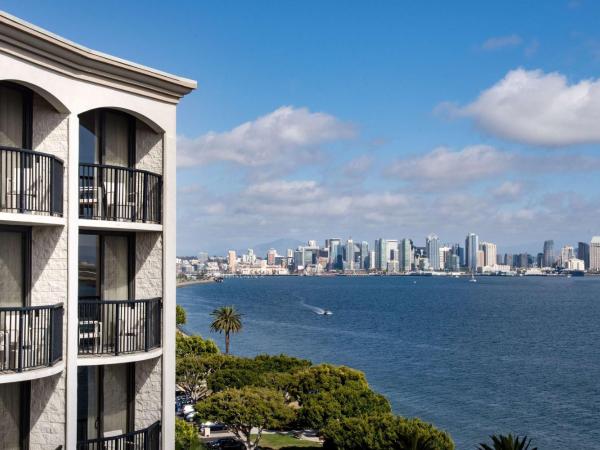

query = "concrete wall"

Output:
[[135, 357, 163, 430], [29, 372, 66, 450], [136, 119, 163, 176], [135, 232, 163, 299]]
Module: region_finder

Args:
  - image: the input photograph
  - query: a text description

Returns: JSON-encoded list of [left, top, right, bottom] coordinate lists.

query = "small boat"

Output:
[[469, 274, 477, 283], [323, 310, 333, 315]]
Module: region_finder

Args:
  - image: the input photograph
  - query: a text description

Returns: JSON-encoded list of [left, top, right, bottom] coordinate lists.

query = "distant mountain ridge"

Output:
[[237, 238, 304, 258]]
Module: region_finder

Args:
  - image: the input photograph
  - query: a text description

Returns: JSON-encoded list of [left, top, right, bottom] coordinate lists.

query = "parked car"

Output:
[[200, 421, 228, 433], [206, 437, 245, 449]]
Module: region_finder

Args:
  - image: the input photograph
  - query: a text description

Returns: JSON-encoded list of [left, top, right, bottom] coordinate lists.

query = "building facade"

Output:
[[0, 12, 195, 449], [590, 237, 600, 272]]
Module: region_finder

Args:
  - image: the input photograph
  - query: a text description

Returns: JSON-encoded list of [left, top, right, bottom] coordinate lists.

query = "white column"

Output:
[[162, 123, 177, 448], [65, 113, 80, 448]]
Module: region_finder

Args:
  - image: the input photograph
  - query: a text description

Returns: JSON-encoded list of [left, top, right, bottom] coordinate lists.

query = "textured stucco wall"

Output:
[[135, 232, 163, 299], [135, 357, 162, 429], [29, 372, 66, 450], [136, 120, 163, 176]]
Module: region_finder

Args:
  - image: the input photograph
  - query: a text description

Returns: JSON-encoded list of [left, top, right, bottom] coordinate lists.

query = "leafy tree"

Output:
[[297, 385, 391, 429], [176, 354, 227, 402], [210, 305, 243, 354], [322, 414, 454, 450], [253, 354, 312, 373], [196, 386, 296, 450], [176, 418, 204, 450], [208, 368, 264, 392], [477, 434, 537, 450], [176, 333, 220, 358], [176, 304, 187, 326], [290, 364, 370, 401]]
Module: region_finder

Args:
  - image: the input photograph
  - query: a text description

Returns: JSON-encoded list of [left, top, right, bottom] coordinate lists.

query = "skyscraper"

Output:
[[400, 239, 412, 272], [387, 239, 399, 272], [590, 237, 600, 272], [346, 238, 355, 270], [481, 241, 497, 268], [360, 241, 369, 269], [543, 240, 555, 267], [375, 238, 387, 271], [465, 233, 479, 273], [326, 238, 341, 270], [578, 242, 590, 269], [426, 234, 440, 271]]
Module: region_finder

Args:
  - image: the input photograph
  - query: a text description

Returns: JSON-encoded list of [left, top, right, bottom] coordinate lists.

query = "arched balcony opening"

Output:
[[78, 108, 163, 224], [0, 81, 66, 217]]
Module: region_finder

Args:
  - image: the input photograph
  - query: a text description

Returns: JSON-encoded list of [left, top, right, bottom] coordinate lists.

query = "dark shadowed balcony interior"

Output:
[[78, 109, 162, 224], [0, 303, 63, 372], [0, 82, 64, 217], [78, 298, 161, 356]]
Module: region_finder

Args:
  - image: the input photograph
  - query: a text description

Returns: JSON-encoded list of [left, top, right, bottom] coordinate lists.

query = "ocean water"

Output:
[[177, 276, 600, 449]]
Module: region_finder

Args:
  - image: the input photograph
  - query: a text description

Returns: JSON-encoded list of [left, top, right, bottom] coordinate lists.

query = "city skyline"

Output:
[[6, 2, 600, 255]]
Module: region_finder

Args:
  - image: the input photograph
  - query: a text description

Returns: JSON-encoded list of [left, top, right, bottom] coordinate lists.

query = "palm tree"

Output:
[[210, 306, 243, 355], [477, 434, 537, 450]]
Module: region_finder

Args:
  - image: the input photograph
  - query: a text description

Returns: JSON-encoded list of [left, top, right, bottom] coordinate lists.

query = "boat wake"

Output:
[[301, 301, 333, 315]]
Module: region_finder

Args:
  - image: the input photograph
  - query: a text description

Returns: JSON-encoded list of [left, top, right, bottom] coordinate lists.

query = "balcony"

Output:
[[0, 303, 63, 373], [0, 146, 64, 217], [78, 298, 161, 356], [76, 420, 161, 450], [79, 163, 162, 224]]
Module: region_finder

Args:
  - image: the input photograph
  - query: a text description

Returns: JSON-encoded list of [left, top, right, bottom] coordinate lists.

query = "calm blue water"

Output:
[[177, 276, 600, 449]]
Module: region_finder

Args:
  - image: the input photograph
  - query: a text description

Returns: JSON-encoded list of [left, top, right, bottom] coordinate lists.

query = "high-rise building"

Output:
[[543, 240, 555, 267], [439, 246, 451, 271], [228, 250, 237, 273], [465, 233, 479, 273], [386, 240, 399, 272], [590, 237, 600, 272], [426, 235, 440, 271], [481, 242, 497, 268], [326, 239, 342, 270], [477, 250, 485, 270], [559, 246, 575, 268], [359, 241, 369, 269], [400, 239, 412, 272], [267, 248, 277, 265], [0, 13, 195, 448], [375, 238, 387, 271], [197, 252, 209, 264], [368, 251, 376, 270], [346, 239, 355, 270], [578, 242, 590, 269]]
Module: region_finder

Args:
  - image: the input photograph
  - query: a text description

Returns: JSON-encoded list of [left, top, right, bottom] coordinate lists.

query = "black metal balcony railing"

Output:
[[78, 298, 162, 356], [0, 303, 63, 372], [79, 163, 162, 224], [76, 421, 161, 450], [0, 146, 64, 216]]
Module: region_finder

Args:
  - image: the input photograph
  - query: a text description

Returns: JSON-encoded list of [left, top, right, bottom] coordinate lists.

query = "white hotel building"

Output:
[[0, 12, 195, 449]]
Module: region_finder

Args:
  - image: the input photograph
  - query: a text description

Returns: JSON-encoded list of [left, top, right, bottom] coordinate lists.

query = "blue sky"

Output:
[[5, 0, 600, 255]]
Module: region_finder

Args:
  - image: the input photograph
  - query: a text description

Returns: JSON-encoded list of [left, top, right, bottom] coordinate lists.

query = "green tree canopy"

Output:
[[176, 304, 187, 326], [196, 386, 296, 450], [290, 364, 370, 401], [176, 333, 220, 358], [322, 414, 455, 450], [176, 354, 227, 402], [175, 418, 204, 450], [297, 385, 391, 429]]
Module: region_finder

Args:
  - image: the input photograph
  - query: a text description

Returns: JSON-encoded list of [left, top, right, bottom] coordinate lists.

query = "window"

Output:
[[0, 227, 30, 307], [77, 364, 134, 442], [0, 382, 31, 450], [78, 110, 135, 167], [0, 83, 32, 150], [78, 232, 134, 301]]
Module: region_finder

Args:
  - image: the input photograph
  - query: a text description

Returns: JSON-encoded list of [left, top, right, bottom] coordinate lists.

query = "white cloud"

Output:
[[177, 106, 356, 168], [491, 181, 524, 200], [448, 68, 600, 147], [342, 155, 373, 176], [481, 34, 523, 51], [386, 145, 514, 187]]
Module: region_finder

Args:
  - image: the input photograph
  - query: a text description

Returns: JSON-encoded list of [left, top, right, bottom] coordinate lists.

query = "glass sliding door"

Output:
[[77, 364, 133, 443], [0, 383, 22, 449], [78, 232, 133, 355], [0, 84, 24, 148], [0, 230, 25, 307]]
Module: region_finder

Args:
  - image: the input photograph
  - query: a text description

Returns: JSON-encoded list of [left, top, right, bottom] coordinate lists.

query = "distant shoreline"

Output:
[[176, 279, 216, 288]]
